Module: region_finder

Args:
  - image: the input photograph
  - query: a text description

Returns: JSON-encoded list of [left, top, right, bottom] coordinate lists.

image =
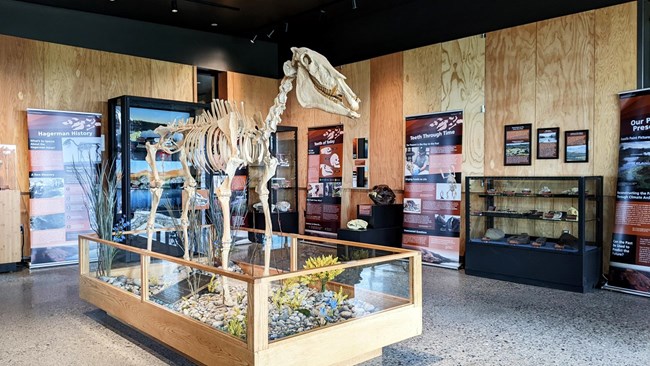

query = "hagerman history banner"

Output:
[[305, 125, 344, 238], [606, 88, 650, 297], [27, 109, 102, 268], [403, 111, 463, 269]]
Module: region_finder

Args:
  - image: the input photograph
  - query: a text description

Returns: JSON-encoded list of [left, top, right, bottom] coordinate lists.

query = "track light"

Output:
[[250, 35, 257, 44], [352, 0, 357, 10], [171, 0, 178, 13], [267, 29, 275, 38]]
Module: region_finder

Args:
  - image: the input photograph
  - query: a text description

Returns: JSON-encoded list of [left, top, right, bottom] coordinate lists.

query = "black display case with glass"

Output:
[[108, 96, 208, 253], [464, 176, 603, 293], [247, 126, 299, 238]]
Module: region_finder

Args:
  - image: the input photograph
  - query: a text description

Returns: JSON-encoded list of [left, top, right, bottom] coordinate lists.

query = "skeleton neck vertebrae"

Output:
[[144, 47, 359, 303]]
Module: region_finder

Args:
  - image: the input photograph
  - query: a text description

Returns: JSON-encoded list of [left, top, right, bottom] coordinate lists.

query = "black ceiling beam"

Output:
[[0, 0, 279, 78]]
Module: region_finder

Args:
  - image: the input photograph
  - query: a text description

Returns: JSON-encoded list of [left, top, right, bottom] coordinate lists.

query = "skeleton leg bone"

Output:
[[145, 143, 164, 252], [215, 157, 243, 306], [178, 148, 197, 261], [255, 155, 279, 277]]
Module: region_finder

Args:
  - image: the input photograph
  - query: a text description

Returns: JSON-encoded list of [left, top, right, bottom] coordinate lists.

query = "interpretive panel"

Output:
[[403, 111, 463, 269], [305, 125, 344, 238], [27, 109, 102, 268], [607, 88, 650, 296]]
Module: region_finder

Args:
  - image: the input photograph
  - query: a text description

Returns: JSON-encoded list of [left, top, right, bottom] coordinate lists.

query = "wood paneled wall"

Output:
[[485, 2, 636, 263], [285, 2, 636, 265], [0, 34, 196, 256]]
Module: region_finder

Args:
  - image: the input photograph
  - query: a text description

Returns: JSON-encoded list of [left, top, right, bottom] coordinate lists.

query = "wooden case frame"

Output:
[[79, 228, 422, 366]]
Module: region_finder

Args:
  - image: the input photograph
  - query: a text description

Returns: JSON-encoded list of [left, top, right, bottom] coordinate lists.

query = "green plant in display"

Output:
[[73, 156, 118, 277], [333, 286, 348, 306], [302, 255, 345, 292], [226, 308, 246, 339], [207, 274, 219, 293]]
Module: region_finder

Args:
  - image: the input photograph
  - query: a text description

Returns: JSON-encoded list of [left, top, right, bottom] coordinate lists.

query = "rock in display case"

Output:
[[248, 126, 299, 235], [464, 176, 603, 292], [78, 227, 422, 365]]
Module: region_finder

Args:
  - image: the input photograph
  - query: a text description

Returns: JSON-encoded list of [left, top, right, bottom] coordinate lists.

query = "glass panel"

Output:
[[467, 177, 601, 252], [88, 240, 142, 297], [231, 233, 293, 274], [146, 257, 249, 341], [268, 258, 411, 341]]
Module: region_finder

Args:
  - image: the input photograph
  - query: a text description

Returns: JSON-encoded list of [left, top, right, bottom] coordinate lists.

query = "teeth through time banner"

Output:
[[403, 111, 463, 269]]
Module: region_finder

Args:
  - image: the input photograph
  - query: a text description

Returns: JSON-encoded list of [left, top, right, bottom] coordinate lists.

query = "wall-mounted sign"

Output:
[[504, 123, 532, 166]]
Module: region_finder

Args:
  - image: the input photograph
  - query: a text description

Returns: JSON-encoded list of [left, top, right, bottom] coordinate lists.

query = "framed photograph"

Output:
[[565, 130, 589, 163], [504, 123, 532, 166], [537, 127, 559, 159]]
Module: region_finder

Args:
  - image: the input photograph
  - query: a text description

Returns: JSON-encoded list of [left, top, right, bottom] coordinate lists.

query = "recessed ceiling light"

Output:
[[211, 23, 218, 27]]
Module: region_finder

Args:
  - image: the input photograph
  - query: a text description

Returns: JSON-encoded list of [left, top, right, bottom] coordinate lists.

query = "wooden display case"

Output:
[[247, 126, 299, 236], [79, 228, 422, 366], [0, 144, 21, 272], [464, 176, 603, 292]]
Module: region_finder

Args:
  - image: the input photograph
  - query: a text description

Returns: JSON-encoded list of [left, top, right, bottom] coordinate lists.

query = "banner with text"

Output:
[[403, 111, 463, 269], [27, 109, 102, 268], [606, 89, 650, 296], [305, 125, 344, 238]]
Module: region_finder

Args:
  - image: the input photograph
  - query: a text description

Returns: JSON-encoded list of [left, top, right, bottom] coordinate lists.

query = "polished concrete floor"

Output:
[[1, 265, 649, 366]]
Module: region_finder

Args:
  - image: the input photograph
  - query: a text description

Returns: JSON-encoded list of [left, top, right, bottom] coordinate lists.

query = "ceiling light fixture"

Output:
[[284, 22, 289, 32], [211, 23, 218, 27], [352, 0, 357, 10], [250, 35, 257, 44], [171, 0, 178, 13], [267, 29, 275, 38]]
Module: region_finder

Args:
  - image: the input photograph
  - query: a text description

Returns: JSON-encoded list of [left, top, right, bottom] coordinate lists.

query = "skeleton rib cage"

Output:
[[154, 99, 268, 174]]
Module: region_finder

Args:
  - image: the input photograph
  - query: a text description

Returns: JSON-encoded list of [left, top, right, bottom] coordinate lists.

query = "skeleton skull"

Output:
[[291, 47, 360, 118], [347, 219, 368, 231]]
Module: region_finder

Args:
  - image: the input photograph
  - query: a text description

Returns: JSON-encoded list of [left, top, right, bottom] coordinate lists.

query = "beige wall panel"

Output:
[[441, 36, 485, 178], [403, 44, 442, 116], [100, 52, 152, 100], [44, 43, 102, 113], [485, 24, 537, 176], [338, 61, 371, 224], [226, 72, 279, 120], [370, 53, 404, 190], [0, 35, 44, 254], [594, 2, 637, 197], [536, 12, 595, 176], [340, 61, 371, 189], [150, 59, 195, 102]]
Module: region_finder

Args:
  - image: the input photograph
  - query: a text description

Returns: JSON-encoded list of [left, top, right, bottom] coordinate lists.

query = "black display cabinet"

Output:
[[464, 176, 603, 293], [108, 96, 208, 253], [247, 126, 299, 239]]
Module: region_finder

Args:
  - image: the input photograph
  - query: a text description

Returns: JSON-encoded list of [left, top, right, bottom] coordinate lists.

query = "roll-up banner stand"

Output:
[[402, 111, 463, 269], [305, 125, 344, 238], [27, 109, 103, 268], [605, 88, 650, 297]]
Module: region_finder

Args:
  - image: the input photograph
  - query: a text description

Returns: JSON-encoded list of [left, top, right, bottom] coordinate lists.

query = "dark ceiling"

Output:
[[14, 0, 633, 67]]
